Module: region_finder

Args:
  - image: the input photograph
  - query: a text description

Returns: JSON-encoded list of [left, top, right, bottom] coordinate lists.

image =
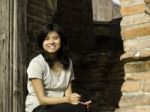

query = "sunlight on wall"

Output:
[[112, 0, 120, 5]]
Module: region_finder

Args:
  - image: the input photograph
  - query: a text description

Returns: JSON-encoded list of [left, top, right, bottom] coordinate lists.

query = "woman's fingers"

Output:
[[71, 93, 81, 97], [70, 93, 81, 105], [84, 100, 92, 105], [80, 100, 92, 109], [80, 100, 92, 105]]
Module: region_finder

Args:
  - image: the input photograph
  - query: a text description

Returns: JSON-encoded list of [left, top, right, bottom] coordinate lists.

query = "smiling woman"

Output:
[[25, 22, 91, 112], [42, 31, 61, 54]]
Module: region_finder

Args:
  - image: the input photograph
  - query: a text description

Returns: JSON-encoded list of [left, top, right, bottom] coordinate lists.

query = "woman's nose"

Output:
[[49, 38, 54, 43]]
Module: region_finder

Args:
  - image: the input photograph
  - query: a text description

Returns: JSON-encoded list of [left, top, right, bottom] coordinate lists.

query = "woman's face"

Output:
[[42, 31, 61, 54]]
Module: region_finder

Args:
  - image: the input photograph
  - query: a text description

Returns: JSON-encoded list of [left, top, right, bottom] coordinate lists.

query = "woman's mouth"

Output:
[[47, 45, 55, 49]]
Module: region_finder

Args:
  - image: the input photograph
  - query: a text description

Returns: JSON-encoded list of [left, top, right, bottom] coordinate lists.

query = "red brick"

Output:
[[121, 25, 150, 40], [143, 79, 150, 92], [119, 95, 150, 107], [144, 0, 150, 4], [124, 61, 150, 73], [116, 106, 150, 112], [125, 72, 150, 80], [121, 4, 145, 16], [121, 81, 141, 92]]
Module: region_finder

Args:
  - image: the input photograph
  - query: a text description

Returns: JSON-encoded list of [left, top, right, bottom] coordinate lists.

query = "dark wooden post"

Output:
[[0, 0, 27, 112]]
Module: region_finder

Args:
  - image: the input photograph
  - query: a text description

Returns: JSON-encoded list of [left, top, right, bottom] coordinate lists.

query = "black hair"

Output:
[[37, 22, 70, 70]]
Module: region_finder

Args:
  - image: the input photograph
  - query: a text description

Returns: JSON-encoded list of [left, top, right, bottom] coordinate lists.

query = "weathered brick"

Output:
[[144, 0, 150, 4], [143, 79, 150, 92], [119, 95, 150, 107], [28, 4, 47, 19], [116, 106, 150, 112], [120, 0, 144, 5], [145, 0, 150, 14], [121, 13, 150, 27], [120, 50, 150, 60], [121, 3, 145, 16], [28, 0, 45, 7], [121, 81, 141, 92], [123, 36, 150, 51], [125, 72, 150, 80], [121, 24, 150, 40], [124, 61, 150, 73]]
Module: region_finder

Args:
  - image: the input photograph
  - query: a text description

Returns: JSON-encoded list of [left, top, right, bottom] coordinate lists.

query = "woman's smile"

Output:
[[47, 44, 56, 49], [43, 31, 61, 53]]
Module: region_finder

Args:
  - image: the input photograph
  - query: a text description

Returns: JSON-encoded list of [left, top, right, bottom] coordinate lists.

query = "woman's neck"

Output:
[[48, 53, 57, 59]]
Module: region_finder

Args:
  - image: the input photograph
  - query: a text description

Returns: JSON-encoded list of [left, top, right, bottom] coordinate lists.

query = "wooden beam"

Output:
[[0, 0, 27, 112]]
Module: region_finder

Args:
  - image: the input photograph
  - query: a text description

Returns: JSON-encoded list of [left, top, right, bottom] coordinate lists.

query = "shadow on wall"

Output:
[[71, 18, 124, 112]]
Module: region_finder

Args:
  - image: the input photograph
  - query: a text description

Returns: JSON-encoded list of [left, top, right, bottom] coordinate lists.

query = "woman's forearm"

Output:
[[31, 78, 70, 105], [38, 96, 70, 105]]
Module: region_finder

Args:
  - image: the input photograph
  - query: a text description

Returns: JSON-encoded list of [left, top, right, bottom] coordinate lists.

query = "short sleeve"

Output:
[[27, 61, 43, 79], [69, 60, 75, 81]]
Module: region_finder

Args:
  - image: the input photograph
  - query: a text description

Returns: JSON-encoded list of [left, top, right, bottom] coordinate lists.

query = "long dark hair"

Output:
[[37, 22, 70, 70]]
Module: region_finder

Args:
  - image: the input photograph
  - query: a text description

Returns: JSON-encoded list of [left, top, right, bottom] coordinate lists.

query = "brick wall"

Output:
[[27, 0, 124, 112], [71, 19, 124, 112], [116, 0, 150, 112], [27, 0, 53, 62], [54, 0, 94, 52]]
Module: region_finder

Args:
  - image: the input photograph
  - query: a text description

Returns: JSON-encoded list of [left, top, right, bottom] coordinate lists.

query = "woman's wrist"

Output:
[[63, 96, 70, 103]]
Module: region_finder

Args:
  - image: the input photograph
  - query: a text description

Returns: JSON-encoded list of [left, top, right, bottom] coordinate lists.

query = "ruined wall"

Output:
[[72, 19, 124, 112], [27, 0, 52, 62], [27, 0, 124, 112], [116, 0, 150, 112], [54, 0, 94, 52]]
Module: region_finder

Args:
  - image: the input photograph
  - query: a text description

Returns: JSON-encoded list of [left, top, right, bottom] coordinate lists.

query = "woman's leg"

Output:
[[32, 103, 88, 112], [51, 103, 88, 112], [32, 105, 53, 112]]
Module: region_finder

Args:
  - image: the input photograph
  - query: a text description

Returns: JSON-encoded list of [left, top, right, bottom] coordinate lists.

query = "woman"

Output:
[[25, 22, 91, 112]]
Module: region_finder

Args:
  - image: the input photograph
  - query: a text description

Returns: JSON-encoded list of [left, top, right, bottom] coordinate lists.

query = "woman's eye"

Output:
[[53, 36, 60, 40], [54, 37, 58, 40], [45, 37, 49, 40]]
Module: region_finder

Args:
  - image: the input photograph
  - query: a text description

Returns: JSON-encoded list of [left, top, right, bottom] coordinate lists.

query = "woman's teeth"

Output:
[[48, 45, 55, 49]]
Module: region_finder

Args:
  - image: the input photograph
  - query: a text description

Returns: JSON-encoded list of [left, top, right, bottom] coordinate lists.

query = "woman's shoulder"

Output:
[[29, 54, 46, 65], [68, 58, 73, 68]]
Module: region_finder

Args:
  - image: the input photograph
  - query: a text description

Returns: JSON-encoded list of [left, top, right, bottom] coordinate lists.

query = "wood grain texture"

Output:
[[0, 0, 27, 112]]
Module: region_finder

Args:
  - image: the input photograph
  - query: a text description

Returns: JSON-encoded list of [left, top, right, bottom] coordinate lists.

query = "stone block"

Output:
[[121, 13, 150, 27], [115, 106, 150, 112], [143, 79, 150, 92], [123, 36, 150, 51], [125, 72, 150, 80], [119, 95, 150, 107], [121, 23, 150, 40], [120, 0, 144, 5], [121, 81, 141, 92], [144, 0, 150, 4], [121, 3, 145, 16], [145, 0, 150, 14], [124, 61, 150, 73], [120, 50, 150, 60]]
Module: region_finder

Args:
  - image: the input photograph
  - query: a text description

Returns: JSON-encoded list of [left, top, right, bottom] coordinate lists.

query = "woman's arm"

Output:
[[65, 82, 81, 104], [64, 82, 72, 97], [31, 78, 70, 105]]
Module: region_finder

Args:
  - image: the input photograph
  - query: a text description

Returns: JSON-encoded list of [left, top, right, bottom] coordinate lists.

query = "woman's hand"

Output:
[[70, 93, 81, 105], [80, 100, 92, 109]]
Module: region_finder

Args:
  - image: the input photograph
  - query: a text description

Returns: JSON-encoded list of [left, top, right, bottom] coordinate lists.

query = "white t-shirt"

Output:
[[25, 54, 75, 112]]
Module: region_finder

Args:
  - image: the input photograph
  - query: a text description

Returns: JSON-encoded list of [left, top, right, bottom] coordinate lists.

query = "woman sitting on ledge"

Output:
[[25, 22, 91, 112]]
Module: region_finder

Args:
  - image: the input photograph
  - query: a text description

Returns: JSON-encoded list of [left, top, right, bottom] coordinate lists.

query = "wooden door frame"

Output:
[[0, 0, 27, 112]]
